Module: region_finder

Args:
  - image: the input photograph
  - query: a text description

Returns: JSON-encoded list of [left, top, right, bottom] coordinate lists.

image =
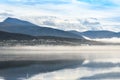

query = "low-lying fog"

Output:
[[0, 45, 120, 61], [85, 37, 120, 43]]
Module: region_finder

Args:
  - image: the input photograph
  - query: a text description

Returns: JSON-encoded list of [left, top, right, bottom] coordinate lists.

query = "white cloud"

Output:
[[0, 0, 120, 31], [0, 0, 119, 18]]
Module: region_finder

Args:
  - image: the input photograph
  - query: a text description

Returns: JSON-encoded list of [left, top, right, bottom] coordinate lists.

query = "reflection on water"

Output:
[[0, 60, 84, 80], [26, 59, 120, 80], [0, 45, 120, 80]]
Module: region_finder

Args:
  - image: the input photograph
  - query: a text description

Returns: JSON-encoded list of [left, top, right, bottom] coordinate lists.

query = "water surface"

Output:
[[0, 45, 120, 80]]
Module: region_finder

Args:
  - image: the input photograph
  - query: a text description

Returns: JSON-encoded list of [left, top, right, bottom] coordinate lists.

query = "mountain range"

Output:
[[69, 30, 120, 39], [0, 17, 120, 42], [1, 16, 120, 32], [0, 17, 83, 39]]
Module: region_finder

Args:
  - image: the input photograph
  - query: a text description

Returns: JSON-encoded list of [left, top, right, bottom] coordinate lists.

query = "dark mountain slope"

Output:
[[0, 30, 99, 46], [0, 17, 83, 39], [0, 31, 36, 40]]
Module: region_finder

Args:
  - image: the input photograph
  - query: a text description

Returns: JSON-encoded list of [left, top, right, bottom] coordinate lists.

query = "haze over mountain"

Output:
[[21, 16, 103, 32], [0, 17, 83, 39], [5, 16, 118, 32], [0, 16, 120, 32]]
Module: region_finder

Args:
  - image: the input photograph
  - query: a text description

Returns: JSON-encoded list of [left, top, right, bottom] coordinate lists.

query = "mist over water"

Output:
[[0, 45, 120, 80], [84, 36, 120, 43]]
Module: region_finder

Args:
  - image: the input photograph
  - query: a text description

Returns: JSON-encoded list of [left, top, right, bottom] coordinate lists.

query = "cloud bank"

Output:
[[0, 0, 120, 31], [0, 0, 119, 18]]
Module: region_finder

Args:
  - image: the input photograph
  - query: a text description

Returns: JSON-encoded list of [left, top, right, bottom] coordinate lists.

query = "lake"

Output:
[[0, 45, 120, 80]]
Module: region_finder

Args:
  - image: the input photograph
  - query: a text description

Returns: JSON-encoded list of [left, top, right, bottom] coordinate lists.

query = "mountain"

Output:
[[0, 17, 83, 39], [0, 30, 36, 40], [69, 30, 120, 39], [1, 16, 120, 32], [0, 31, 35, 40], [0, 30, 81, 41], [0, 30, 99, 46]]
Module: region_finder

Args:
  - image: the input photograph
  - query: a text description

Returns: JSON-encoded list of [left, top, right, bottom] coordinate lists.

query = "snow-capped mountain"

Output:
[[20, 16, 103, 32]]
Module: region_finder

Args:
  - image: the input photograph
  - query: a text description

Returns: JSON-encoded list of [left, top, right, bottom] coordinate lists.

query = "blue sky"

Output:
[[0, 0, 118, 7], [0, 0, 120, 25], [0, 0, 119, 16], [80, 0, 116, 6], [0, 0, 70, 5]]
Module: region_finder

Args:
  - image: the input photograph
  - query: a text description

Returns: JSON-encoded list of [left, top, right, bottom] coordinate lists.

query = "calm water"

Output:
[[0, 45, 120, 80]]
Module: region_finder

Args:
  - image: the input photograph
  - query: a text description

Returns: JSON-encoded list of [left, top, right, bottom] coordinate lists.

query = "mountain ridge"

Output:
[[0, 30, 98, 46], [0, 17, 83, 39], [69, 30, 120, 38]]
